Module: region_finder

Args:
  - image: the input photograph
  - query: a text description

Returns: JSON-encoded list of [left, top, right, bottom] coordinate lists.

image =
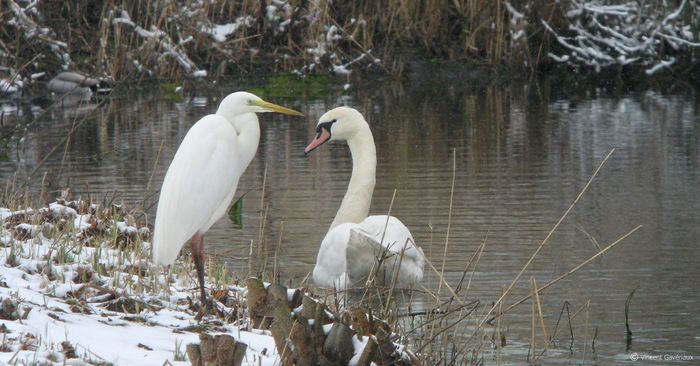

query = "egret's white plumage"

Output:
[[152, 91, 302, 305], [152, 114, 249, 265], [305, 107, 425, 289]]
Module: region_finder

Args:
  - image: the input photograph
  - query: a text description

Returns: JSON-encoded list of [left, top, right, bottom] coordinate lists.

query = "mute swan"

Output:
[[304, 107, 425, 289], [152, 91, 302, 306]]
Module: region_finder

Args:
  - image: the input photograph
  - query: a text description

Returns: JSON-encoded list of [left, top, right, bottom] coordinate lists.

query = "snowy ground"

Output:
[[0, 202, 287, 366]]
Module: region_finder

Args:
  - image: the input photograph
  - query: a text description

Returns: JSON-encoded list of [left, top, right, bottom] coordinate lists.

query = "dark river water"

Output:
[[1, 76, 698, 364]]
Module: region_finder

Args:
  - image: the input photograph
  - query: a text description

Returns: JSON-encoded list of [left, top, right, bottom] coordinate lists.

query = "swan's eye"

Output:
[[316, 119, 337, 133]]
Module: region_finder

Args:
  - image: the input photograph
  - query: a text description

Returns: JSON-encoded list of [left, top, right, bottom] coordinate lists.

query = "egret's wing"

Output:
[[152, 115, 242, 265]]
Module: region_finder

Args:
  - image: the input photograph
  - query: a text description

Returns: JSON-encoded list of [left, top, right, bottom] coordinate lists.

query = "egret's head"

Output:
[[304, 106, 366, 154], [216, 91, 302, 122]]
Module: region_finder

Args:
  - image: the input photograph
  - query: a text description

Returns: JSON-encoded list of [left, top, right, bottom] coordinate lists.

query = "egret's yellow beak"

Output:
[[252, 100, 304, 116]]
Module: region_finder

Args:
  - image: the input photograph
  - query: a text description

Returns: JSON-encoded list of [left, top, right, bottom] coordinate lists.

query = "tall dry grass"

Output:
[[1, 0, 571, 81]]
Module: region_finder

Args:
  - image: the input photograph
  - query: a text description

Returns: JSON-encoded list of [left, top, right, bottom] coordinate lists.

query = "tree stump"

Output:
[[187, 333, 247, 366]]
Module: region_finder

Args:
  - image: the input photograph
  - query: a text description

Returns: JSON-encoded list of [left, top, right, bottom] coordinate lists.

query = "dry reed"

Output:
[[0, 0, 616, 81]]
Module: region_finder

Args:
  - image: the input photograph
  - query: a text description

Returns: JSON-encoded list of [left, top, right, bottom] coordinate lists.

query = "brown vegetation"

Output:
[[2, 0, 694, 84]]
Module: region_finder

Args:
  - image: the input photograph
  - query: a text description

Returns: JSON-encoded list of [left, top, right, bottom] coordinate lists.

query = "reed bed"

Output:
[[2, 0, 696, 87]]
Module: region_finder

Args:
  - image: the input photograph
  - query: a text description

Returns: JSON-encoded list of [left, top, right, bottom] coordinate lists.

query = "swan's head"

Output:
[[304, 106, 366, 154], [216, 91, 303, 122]]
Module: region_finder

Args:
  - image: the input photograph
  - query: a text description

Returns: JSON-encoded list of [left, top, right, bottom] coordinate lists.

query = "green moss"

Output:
[[160, 81, 183, 102], [255, 74, 330, 99], [0, 140, 9, 162]]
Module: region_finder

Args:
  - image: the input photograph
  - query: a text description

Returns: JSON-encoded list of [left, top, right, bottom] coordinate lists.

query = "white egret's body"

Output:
[[305, 107, 425, 289], [152, 113, 258, 265], [152, 92, 301, 305]]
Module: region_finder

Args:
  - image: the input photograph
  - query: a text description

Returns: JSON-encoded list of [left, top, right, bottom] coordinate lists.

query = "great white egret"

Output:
[[152, 91, 302, 307], [304, 107, 425, 289]]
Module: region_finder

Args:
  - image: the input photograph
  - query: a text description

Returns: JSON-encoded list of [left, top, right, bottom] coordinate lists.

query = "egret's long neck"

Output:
[[330, 124, 376, 229], [229, 112, 261, 168]]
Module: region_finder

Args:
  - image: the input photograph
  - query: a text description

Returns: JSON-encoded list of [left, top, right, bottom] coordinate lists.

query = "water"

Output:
[[1, 78, 698, 364]]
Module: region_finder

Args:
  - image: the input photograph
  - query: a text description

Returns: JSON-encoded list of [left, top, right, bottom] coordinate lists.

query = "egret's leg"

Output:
[[190, 232, 207, 305]]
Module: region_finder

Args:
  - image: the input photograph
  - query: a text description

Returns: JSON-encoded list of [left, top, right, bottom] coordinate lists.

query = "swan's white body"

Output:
[[305, 107, 425, 289], [151, 92, 302, 305]]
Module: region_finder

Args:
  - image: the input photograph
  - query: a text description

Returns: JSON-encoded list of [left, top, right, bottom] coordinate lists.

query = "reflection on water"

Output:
[[1, 79, 698, 364]]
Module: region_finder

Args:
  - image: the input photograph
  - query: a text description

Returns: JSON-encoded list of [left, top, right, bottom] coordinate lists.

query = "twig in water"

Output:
[[475, 148, 616, 332], [576, 223, 603, 253], [625, 287, 636, 351], [548, 301, 574, 349], [532, 276, 548, 353], [438, 149, 457, 297], [530, 277, 537, 365], [422, 255, 464, 306], [582, 299, 591, 364], [494, 225, 642, 319], [141, 138, 166, 210], [256, 166, 268, 275], [273, 221, 285, 283], [453, 235, 487, 302]]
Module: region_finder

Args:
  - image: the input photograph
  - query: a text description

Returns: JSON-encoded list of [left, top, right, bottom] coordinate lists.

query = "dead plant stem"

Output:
[[475, 148, 616, 331]]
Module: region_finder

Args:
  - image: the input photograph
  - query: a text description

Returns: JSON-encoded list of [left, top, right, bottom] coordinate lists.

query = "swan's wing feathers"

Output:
[[358, 216, 426, 286], [314, 217, 426, 288], [361, 216, 422, 258], [346, 228, 384, 285], [152, 115, 240, 265]]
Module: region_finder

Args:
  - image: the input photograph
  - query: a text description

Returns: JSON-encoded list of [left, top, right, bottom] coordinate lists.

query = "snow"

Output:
[[348, 334, 370, 365], [113, 8, 202, 76], [25, 0, 377, 77], [645, 58, 676, 75], [0, 202, 404, 365], [204, 17, 255, 43], [0, 79, 20, 93], [544, 0, 699, 73], [0, 204, 283, 366], [332, 65, 351, 75]]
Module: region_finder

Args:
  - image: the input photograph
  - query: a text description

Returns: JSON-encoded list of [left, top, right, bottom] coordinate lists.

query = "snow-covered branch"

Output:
[[544, 0, 699, 74], [112, 9, 205, 77]]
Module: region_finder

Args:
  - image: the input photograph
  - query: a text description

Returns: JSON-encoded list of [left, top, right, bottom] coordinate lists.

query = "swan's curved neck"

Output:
[[331, 124, 376, 229], [228, 112, 261, 168]]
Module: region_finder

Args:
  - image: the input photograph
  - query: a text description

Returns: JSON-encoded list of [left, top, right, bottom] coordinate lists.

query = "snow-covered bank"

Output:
[[0, 201, 276, 365], [0, 201, 415, 365]]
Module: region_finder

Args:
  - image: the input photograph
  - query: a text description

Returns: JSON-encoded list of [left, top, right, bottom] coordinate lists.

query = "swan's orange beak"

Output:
[[304, 128, 331, 155]]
